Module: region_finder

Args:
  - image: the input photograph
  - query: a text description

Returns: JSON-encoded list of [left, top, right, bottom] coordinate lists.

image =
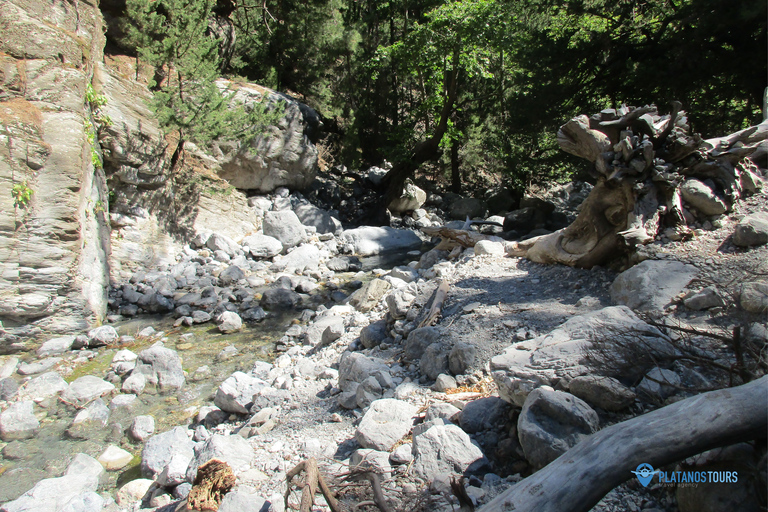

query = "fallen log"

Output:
[[418, 279, 450, 328], [420, 226, 498, 251], [479, 376, 768, 512]]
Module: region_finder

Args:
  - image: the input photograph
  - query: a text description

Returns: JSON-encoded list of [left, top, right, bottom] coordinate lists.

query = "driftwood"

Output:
[[418, 279, 450, 328], [285, 458, 341, 512], [182, 459, 236, 512], [520, 104, 766, 268], [479, 376, 768, 512], [420, 226, 498, 251]]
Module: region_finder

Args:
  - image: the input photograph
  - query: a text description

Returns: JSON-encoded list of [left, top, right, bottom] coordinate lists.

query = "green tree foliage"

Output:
[[123, 0, 276, 167]]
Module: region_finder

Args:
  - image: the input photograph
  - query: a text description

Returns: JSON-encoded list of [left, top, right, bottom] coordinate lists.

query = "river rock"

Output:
[[260, 287, 300, 310], [272, 244, 321, 273], [412, 424, 487, 480], [420, 343, 450, 380], [262, 211, 306, 251], [433, 374, 457, 392], [386, 289, 415, 320], [67, 398, 110, 439], [0, 378, 18, 401], [342, 226, 422, 256], [682, 286, 723, 311], [610, 259, 698, 311], [0, 473, 100, 512], [449, 197, 487, 220], [739, 281, 768, 313], [214, 372, 267, 414], [360, 319, 389, 349], [129, 415, 156, 443], [304, 315, 345, 347], [460, 397, 510, 434], [732, 212, 768, 247], [390, 444, 414, 465], [388, 181, 427, 213], [0, 357, 18, 379], [517, 388, 599, 469], [98, 445, 134, 471], [206, 233, 240, 257], [636, 367, 681, 400], [61, 376, 115, 405], [346, 279, 392, 313], [680, 178, 727, 215], [16, 358, 61, 376], [66, 453, 106, 481], [186, 434, 255, 482], [242, 234, 283, 259], [218, 488, 268, 512], [132, 345, 186, 391], [491, 306, 667, 406], [0, 401, 39, 441], [116, 479, 153, 507], [217, 311, 243, 333], [141, 426, 195, 484], [449, 342, 476, 375], [17, 371, 68, 402], [338, 353, 392, 393], [404, 326, 442, 362], [350, 449, 392, 480], [425, 403, 461, 423], [568, 375, 636, 411], [36, 336, 75, 357], [219, 265, 245, 286], [294, 202, 341, 235], [87, 326, 119, 347], [355, 399, 419, 451], [122, 372, 146, 395]]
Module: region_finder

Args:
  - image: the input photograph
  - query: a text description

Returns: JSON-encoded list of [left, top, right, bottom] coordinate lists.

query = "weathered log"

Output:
[[285, 458, 341, 512], [420, 226, 497, 251], [479, 376, 768, 512], [418, 279, 450, 328]]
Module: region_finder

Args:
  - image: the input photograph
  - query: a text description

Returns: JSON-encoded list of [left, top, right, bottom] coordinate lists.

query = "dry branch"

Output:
[[418, 279, 450, 328], [479, 376, 768, 512], [285, 458, 341, 512]]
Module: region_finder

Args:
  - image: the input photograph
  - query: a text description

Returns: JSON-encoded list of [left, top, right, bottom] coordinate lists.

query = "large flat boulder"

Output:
[[355, 399, 419, 451], [610, 259, 698, 311], [342, 226, 422, 256], [412, 423, 488, 479]]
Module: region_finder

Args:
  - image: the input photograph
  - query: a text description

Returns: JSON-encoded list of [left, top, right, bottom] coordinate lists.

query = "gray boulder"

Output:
[[360, 319, 389, 349], [141, 426, 195, 484], [129, 415, 156, 443], [272, 244, 321, 273], [449, 343, 476, 375], [389, 266, 419, 283], [460, 397, 510, 433], [412, 424, 487, 480], [388, 181, 427, 214], [87, 326, 119, 347], [355, 399, 419, 451], [304, 315, 345, 347], [241, 234, 283, 259], [386, 290, 415, 320], [732, 212, 768, 247], [342, 226, 422, 256], [218, 489, 268, 512], [517, 388, 599, 469], [67, 398, 110, 439], [206, 233, 240, 257], [425, 402, 461, 423], [739, 281, 768, 313], [404, 326, 442, 362], [0, 401, 39, 441], [568, 375, 636, 411], [420, 343, 450, 380], [219, 265, 245, 286], [214, 372, 267, 414], [0, 473, 100, 512], [680, 178, 727, 215], [682, 287, 723, 311], [338, 352, 392, 393], [61, 376, 115, 406], [16, 371, 68, 402], [610, 260, 698, 311], [186, 434, 255, 482], [636, 368, 681, 400], [260, 287, 301, 310], [133, 345, 186, 391], [262, 210, 306, 251], [36, 335, 75, 357], [346, 279, 392, 313]]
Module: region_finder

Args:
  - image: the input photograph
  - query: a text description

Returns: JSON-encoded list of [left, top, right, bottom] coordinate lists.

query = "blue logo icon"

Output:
[[632, 463, 658, 487]]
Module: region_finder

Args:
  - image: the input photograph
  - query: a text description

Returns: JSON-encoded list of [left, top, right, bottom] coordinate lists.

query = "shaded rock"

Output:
[[133, 345, 186, 391], [0, 401, 39, 441], [355, 399, 419, 451], [448, 197, 487, 220], [141, 426, 195, 484], [568, 375, 636, 411], [61, 376, 115, 405], [460, 397, 510, 433], [682, 287, 723, 311], [610, 260, 698, 311], [260, 287, 300, 310], [241, 307, 267, 322], [386, 289, 415, 320], [346, 279, 392, 313], [16, 371, 68, 402], [732, 212, 768, 247], [636, 367, 681, 400], [355, 376, 383, 408], [360, 319, 388, 349], [404, 326, 442, 362], [206, 233, 240, 257], [219, 265, 245, 286], [449, 342, 476, 375], [517, 388, 599, 469], [0, 378, 18, 401], [412, 424, 487, 480], [680, 178, 727, 215], [420, 343, 450, 380], [262, 210, 306, 251], [342, 226, 422, 256], [425, 403, 461, 423], [295, 203, 341, 235], [214, 372, 267, 414], [338, 352, 392, 394]]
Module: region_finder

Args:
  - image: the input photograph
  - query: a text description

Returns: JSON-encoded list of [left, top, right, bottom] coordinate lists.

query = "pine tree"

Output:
[[123, 0, 276, 169]]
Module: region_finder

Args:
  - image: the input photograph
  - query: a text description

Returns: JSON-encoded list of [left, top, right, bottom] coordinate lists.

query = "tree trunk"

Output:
[[451, 138, 461, 193], [514, 104, 766, 268], [479, 376, 768, 512]]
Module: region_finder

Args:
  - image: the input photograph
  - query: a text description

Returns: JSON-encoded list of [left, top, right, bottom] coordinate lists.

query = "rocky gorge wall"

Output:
[[0, 0, 111, 337]]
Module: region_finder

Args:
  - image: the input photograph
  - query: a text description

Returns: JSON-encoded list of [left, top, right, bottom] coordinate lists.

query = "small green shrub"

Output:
[[11, 181, 33, 208]]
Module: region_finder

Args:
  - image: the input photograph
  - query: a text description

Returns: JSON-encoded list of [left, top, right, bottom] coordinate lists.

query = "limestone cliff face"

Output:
[[0, 0, 111, 337]]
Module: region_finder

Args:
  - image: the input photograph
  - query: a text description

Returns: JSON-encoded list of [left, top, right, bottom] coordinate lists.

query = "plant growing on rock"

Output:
[[11, 181, 33, 209]]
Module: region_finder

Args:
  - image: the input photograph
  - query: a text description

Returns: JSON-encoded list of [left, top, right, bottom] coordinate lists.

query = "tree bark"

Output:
[[479, 376, 768, 512]]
